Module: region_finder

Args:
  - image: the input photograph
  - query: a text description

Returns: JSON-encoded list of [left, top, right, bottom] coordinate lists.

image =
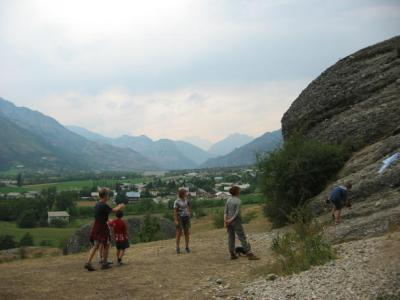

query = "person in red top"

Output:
[[108, 210, 130, 265]]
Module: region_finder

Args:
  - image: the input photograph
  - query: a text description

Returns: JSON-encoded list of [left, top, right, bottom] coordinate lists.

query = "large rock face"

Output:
[[281, 36, 400, 242], [282, 36, 400, 150]]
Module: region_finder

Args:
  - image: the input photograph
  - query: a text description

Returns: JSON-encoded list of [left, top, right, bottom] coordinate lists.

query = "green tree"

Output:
[[258, 136, 348, 227], [17, 209, 37, 228], [19, 233, 34, 246], [0, 235, 17, 250], [55, 191, 77, 211]]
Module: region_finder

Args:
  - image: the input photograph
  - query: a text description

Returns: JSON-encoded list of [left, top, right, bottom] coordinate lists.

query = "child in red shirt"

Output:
[[108, 211, 130, 265]]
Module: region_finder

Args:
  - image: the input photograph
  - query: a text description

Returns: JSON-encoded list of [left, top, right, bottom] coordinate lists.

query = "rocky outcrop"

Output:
[[281, 36, 400, 243], [282, 36, 400, 150]]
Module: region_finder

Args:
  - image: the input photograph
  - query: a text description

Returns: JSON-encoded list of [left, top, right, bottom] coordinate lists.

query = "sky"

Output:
[[0, 0, 399, 143]]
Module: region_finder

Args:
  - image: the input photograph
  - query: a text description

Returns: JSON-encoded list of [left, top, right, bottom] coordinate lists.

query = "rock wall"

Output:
[[281, 36, 400, 242]]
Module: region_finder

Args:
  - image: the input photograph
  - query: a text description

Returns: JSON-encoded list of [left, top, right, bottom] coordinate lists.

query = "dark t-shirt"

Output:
[[94, 202, 112, 224]]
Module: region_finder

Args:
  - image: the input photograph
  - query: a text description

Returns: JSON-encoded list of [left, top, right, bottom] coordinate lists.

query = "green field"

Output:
[[0, 221, 79, 247], [0, 177, 148, 194]]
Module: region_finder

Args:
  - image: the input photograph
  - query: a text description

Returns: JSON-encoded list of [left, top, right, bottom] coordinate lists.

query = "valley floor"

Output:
[[0, 206, 399, 300]]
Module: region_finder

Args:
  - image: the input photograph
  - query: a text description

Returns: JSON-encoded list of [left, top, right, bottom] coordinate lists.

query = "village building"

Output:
[[91, 192, 99, 198], [126, 191, 141, 203], [47, 211, 70, 224], [215, 191, 231, 199], [7, 192, 21, 199]]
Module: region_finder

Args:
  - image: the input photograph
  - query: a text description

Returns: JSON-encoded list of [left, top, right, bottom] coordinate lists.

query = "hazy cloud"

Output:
[[0, 0, 399, 140]]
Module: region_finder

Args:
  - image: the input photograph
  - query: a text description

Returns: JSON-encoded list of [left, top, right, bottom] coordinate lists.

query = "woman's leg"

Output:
[[176, 227, 182, 249], [87, 242, 100, 263], [184, 230, 190, 248]]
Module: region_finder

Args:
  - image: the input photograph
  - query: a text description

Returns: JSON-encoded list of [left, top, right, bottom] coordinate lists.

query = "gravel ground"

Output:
[[233, 233, 400, 300]]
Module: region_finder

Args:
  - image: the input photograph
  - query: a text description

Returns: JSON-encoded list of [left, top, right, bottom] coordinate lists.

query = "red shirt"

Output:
[[108, 219, 129, 242]]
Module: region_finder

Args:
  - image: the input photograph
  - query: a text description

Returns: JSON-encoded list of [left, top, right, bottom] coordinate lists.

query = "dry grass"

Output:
[[0, 204, 271, 300]]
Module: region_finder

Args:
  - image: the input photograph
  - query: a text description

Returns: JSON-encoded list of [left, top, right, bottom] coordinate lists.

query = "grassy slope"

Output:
[[0, 205, 271, 300]]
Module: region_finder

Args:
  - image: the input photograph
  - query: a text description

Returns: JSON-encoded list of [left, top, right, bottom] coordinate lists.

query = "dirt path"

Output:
[[0, 206, 272, 300]]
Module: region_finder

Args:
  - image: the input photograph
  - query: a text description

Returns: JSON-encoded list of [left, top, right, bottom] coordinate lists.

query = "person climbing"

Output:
[[224, 186, 259, 260], [173, 188, 191, 254], [108, 210, 130, 265], [84, 188, 125, 271], [329, 182, 352, 225]]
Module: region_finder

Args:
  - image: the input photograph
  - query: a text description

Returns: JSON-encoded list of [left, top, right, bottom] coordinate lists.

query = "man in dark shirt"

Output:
[[329, 182, 352, 225], [84, 188, 125, 271]]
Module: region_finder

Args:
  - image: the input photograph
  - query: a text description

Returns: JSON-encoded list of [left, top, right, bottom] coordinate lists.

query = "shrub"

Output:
[[17, 209, 37, 228], [193, 208, 207, 218], [163, 210, 174, 221], [212, 209, 225, 229], [49, 218, 68, 228], [0, 235, 17, 250], [258, 135, 348, 227], [137, 214, 163, 243], [256, 207, 335, 276], [19, 233, 34, 246]]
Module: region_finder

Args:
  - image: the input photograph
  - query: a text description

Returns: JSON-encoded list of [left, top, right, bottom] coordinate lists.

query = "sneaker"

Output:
[[84, 263, 96, 271], [230, 252, 238, 260], [101, 263, 112, 270], [247, 253, 260, 260], [176, 247, 181, 254], [185, 247, 190, 253]]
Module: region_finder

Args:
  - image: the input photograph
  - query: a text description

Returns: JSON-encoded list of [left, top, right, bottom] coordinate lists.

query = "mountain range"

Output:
[[200, 130, 282, 168], [0, 97, 282, 172]]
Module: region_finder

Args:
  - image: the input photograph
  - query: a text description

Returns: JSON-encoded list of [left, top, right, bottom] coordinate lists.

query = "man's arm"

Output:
[[227, 202, 240, 223]]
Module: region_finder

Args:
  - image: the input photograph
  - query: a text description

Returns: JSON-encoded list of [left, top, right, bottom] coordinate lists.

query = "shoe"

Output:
[[176, 247, 181, 254], [101, 263, 112, 270], [185, 247, 190, 253], [230, 252, 238, 260], [84, 263, 96, 271], [247, 253, 260, 260]]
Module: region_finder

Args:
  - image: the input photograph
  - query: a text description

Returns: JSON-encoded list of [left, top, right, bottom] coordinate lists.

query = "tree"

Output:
[[19, 233, 34, 246], [55, 191, 77, 211], [16, 173, 23, 187], [258, 136, 348, 227], [41, 187, 57, 210], [0, 235, 16, 250], [17, 209, 37, 228]]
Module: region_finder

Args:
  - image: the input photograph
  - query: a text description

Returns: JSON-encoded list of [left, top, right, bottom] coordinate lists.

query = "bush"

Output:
[[49, 218, 68, 228], [212, 209, 225, 229], [258, 207, 335, 276], [136, 214, 163, 243], [19, 233, 34, 246], [0, 234, 17, 250], [258, 135, 348, 227], [193, 208, 207, 218], [163, 210, 174, 221], [17, 209, 37, 228]]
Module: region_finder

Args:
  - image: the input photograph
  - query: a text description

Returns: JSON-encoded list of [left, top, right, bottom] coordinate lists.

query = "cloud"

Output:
[[0, 0, 399, 140], [31, 80, 307, 141]]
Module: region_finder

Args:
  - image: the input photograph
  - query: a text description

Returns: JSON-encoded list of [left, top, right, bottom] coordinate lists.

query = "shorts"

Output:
[[90, 221, 111, 246], [116, 240, 130, 250], [177, 216, 191, 232], [331, 197, 344, 210]]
